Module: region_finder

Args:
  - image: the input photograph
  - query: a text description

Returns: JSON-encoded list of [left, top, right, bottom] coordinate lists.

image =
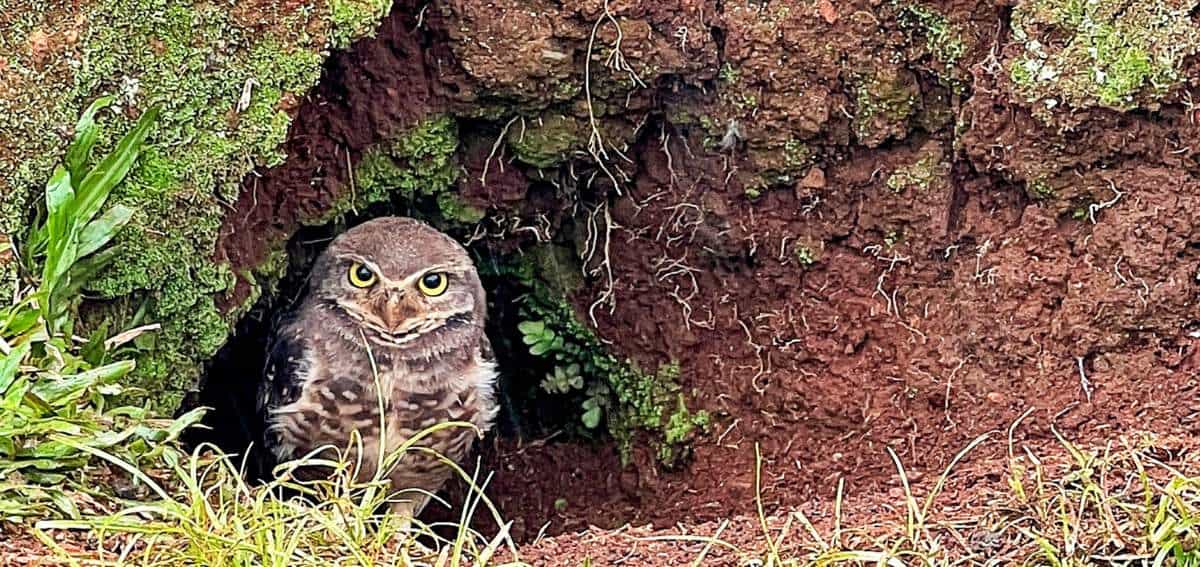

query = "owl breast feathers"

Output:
[[257, 217, 498, 516]]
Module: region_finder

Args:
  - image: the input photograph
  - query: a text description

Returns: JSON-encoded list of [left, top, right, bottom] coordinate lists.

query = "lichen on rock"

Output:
[[853, 66, 921, 147], [1008, 0, 1200, 111]]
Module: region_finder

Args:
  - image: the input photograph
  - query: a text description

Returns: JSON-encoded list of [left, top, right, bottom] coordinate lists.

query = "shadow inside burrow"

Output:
[[179, 191, 605, 532]]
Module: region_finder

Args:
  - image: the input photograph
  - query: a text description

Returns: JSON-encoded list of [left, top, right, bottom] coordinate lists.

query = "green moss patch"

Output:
[[329, 115, 482, 224], [897, 2, 968, 91], [853, 68, 920, 147], [742, 139, 814, 197], [1027, 177, 1057, 200], [0, 0, 392, 411], [330, 0, 394, 49], [506, 114, 588, 170], [1008, 0, 1200, 110], [886, 149, 946, 193]]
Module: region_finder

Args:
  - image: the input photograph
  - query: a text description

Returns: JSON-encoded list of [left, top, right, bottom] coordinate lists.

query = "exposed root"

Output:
[[734, 310, 769, 394], [583, 0, 646, 196], [1112, 255, 1151, 308], [652, 252, 713, 331], [1077, 356, 1093, 403], [660, 123, 679, 189], [1087, 179, 1124, 224], [972, 239, 998, 287], [942, 358, 968, 428], [864, 244, 910, 318], [465, 213, 552, 246], [656, 201, 704, 246], [480, 116, 521, 187], [583, 201, 617, 327]]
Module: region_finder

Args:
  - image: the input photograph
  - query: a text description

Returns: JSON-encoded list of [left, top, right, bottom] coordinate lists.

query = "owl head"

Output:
[[308, 217, 486, 356]]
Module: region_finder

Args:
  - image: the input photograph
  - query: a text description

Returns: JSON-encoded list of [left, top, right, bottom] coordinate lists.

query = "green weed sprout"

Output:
[[14, 97, 160, 337]]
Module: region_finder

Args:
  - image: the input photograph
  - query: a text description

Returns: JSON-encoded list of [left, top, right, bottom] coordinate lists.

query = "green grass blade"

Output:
[[41, 165, 77, 291], [76, 204, 134, 259], [65, 96, 114, 182], [30, 359, 134, 406], [0, 342, 31, 394], [0, 304, 40, 337], [74, 103, 160, 227]]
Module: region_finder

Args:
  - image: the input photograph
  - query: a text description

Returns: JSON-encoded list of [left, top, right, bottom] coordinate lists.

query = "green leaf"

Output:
[[65, 96, 114, 182], [30, 360, 134, 407], [45, 488, 80, 519], [75, 205, 134, 259], [2, 308, 40, 338], [529, 342, 550, 356], [41, 166, 78, 293], [1, 377, 31, 410], [74, 103, 160, 227], [30, 439, 77, 459], [21, 391, 53, 415], [0, 343, 30, 395], [80, 322, 110, 366], [582, 405, 602, 428], [162, 407, 207, 441], [517, 320, 545, 336]]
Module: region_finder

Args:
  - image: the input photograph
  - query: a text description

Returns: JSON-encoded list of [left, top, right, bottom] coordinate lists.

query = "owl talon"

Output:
[[391, 494, 432, 530], [392, 499, 438, 559], [391, 499, 416, 529]]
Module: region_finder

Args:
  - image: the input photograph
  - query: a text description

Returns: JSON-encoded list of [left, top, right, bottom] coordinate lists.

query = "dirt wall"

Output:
[[204, 0, 1200, 537]]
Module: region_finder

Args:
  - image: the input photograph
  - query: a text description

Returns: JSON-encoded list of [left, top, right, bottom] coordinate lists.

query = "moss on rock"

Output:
[[1008, 0, 1200, 111], [897, 2, 969, 92], [886, 149, 946, 193], [330, 115, 469, 221], [330, 0, 394, 49], [743, 138, 814, 195], [507, 114, 588, 170], [0, 0, 392, 410], [853, 67, 920, 147]]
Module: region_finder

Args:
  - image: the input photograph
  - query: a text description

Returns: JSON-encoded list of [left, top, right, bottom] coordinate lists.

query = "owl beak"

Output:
[[381, 290, 408, 331]]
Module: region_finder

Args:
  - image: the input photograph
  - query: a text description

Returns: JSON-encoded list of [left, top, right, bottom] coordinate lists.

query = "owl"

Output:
[[257, 216, 498, 521]]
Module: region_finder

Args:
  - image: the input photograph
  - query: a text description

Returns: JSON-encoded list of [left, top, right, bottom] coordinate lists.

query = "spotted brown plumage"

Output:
[[257, 217, 498, 519]]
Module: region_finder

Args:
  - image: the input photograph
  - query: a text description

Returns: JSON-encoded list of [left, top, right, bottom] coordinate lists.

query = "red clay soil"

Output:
[[206, 0, 1200, 561], [214, 1, 453, 309]]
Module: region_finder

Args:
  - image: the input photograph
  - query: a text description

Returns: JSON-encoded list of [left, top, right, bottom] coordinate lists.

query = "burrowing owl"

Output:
[[258, 216, 498, 519]]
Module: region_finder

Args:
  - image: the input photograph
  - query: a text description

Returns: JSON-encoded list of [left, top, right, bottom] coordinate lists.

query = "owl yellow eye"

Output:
[[417, 272, 448, 296], [348, 262, 377, 288]]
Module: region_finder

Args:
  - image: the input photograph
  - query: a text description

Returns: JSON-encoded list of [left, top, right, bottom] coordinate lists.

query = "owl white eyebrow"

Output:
[[338, 255, 384, 276], [392, 264, 462, 288], [419, 263, 459, 274]]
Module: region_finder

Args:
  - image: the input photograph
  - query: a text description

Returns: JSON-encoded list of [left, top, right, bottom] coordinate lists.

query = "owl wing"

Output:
[[478, 332, 496, 365], [257, 315, 309, 458]]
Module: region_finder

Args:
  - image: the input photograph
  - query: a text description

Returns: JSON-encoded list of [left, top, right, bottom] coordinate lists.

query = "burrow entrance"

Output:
[[186, 191, 623, 505]]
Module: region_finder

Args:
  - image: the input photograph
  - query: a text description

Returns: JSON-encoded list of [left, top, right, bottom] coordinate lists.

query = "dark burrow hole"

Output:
[[180, 186, 612, 527]]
